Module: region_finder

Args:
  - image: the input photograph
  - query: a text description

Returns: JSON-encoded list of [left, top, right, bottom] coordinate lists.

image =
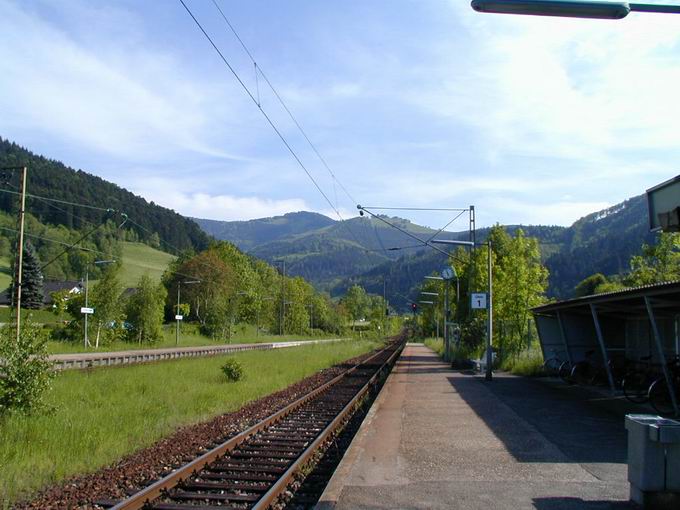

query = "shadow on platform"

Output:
[[447, 373, 627, 464], [532, 496, 635, 509]]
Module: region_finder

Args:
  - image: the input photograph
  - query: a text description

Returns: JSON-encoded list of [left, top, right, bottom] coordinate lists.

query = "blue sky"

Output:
[[1, 0, 679, 230]]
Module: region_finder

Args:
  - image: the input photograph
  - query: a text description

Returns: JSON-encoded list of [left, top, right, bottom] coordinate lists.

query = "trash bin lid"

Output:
[[625, 414, 668, 429], [648, 418, 680, 443]]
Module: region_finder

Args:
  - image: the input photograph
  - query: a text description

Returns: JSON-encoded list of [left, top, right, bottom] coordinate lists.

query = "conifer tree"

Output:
[[10, 241, 45, 309]]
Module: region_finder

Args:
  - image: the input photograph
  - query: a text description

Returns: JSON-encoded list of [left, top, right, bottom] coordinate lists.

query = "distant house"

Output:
[[0, 280, 81, 307], [0, 280, 137, 307]]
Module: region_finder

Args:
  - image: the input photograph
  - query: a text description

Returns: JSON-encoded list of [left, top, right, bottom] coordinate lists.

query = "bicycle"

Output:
[[621, 355, 655, 404], [648, 357, 680, 416], [542, 350, 571, 382], [569, 350, 599, 386]]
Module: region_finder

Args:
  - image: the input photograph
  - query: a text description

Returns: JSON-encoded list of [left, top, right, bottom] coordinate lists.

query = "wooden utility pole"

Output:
[[14, 166, 27, 343]]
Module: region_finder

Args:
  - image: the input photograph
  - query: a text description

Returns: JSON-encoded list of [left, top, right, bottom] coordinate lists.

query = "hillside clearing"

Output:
[[119, 242, 176, 287]]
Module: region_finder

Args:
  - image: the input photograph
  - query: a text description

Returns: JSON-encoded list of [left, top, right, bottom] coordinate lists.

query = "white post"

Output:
[[84, 267, 90, 348], [14, 166, 27, 344], [485, 240, 493, 381]]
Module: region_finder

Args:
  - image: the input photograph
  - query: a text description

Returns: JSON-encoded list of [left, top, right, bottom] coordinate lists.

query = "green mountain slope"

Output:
[[194, 195, 652, 306], [544, 194, 652, 297], [195, 212, 335, 251], [0, 138, 210, 253], [119, 242, 176, 287]]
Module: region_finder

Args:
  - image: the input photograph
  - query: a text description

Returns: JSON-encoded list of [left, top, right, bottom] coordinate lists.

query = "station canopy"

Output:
[[532, 281, 680, 391]]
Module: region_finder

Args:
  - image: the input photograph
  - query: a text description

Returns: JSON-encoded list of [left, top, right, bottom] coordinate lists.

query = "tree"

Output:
[[126, 275, 166, 343], [90, 265, 125, 347], [10, 241, 44, 309], [0, 319, 53, 414], [343, 285, 368, 328], [574, 273, 608, 297], [445, 226, 549, 358], [626, 232, 680, 286], [165, 250, 237, 332]]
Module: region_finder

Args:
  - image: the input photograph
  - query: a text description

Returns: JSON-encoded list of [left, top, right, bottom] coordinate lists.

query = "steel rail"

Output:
[[252, 342, 403, 509], [110, 340, 403, 510]]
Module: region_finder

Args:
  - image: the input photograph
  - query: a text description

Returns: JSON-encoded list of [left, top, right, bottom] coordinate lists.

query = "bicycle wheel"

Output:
[[543, 357, 561, 376], [558, 361, 572, 383], [570, 362, 591, 386], [622, 371, 649, 403], [648, 378, 677, 416]]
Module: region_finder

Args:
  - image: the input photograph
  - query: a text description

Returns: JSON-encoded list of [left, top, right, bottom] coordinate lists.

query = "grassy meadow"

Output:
[[118, 241, 176, 287], [0, 339, 380, 506]]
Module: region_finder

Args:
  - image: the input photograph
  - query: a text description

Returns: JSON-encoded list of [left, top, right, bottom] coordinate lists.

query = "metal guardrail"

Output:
[[48, 338, 349, 371]]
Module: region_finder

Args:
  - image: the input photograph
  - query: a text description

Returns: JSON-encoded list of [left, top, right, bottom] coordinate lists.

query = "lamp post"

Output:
[[83, 259, 116, 349], [425, 269, 457, 362], [471, 0, 680, 19], [433, 238, 493, 381], [176, 280, 200, 346], [421, 291, 440, 339], [419, 299, 438, 340]]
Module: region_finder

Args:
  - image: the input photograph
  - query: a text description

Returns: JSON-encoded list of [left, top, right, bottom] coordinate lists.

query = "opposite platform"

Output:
[[317, 343, 633, 510]]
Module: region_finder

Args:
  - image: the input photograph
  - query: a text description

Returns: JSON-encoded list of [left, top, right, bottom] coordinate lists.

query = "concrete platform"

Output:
[[317, 343, 635, 510]]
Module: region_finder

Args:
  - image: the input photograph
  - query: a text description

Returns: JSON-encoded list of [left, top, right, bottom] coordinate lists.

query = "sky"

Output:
[[1, 0, 679, 231]]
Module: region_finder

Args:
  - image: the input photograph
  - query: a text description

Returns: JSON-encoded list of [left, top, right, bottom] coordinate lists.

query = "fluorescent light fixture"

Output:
[[471, 0, 631, 19]]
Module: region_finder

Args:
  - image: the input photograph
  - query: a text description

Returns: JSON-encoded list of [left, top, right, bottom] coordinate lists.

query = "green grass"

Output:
[[0, 339, 380, 506], [424, 337, 444, 356], [118, 241, 176, 287], [0, 256, 10, 292], [46, 323, 345, 354], [500, 348, 545, 377], [0, 307, 67, 326]]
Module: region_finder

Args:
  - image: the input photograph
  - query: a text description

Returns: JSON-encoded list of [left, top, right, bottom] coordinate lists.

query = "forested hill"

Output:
[[195, 212, 335, 252], [544, 194, 652, 297], [195, 212, 463, 291], [340, 195, 651, 306], [0, 138, 210, 253], [195, 194, 652, 306]]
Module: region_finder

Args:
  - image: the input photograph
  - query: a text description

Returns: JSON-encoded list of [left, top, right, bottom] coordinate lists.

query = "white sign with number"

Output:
[[80, 307, 94, 314], [175, 314, 184, 321], [471, 293, 487, 310]]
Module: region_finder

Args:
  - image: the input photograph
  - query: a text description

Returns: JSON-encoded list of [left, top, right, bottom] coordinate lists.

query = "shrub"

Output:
[[0, 319, 54, 414], [502, 349, 545, 377], [221, 358, 244, 382]]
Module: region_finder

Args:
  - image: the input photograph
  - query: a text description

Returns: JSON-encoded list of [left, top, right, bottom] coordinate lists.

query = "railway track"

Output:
[[99, 339, 404, 510]]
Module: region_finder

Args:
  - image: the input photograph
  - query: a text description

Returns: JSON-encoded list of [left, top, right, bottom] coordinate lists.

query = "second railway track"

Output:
[[100, 338, 404, 510]]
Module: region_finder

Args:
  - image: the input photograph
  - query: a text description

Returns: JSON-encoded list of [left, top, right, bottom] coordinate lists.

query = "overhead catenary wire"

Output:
[[0, 226, 110, 256], [361, 206, 469, 212], [178, 0, 368, 251], [0, 188, 114, 212], [208, 0, 358, 207]]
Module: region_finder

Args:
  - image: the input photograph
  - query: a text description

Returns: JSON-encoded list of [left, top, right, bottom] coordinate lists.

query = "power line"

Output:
[[209, 0, 358, 207], [0, 186, 116, 230], [425, 209, 467, 244], [0, 226, 110, 256], [39, 218, 114, 271], [362, 206, 469, 212], [0, 188, 113, 212], [177, 0, 367, 250]]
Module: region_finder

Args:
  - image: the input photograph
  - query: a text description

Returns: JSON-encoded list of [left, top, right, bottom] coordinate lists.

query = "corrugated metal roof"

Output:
[[532, 279, 680, 313]]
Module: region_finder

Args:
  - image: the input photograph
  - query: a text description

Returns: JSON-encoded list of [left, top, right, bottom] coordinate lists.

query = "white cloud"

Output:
[[0, 0, 247, 162], [135, 187, 310, 222], [493, 198, 612, 226], [427, 3, 680, 160]]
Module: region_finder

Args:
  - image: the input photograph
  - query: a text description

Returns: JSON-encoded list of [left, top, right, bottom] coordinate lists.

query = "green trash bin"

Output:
[[625, 414, 680, 507]]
